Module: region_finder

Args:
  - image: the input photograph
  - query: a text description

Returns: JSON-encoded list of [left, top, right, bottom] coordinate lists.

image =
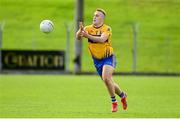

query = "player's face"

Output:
[[93, 11, 104, 26]]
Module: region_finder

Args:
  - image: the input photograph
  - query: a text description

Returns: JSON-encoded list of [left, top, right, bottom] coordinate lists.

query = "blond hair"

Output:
[[96, 8, 106, 16]]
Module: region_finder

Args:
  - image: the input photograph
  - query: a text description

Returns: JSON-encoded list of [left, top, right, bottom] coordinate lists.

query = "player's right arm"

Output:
[[76, 22, 84, 40]]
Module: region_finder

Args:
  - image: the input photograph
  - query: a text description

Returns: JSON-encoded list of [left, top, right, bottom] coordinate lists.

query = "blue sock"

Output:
[[111, 96, 116, 102]]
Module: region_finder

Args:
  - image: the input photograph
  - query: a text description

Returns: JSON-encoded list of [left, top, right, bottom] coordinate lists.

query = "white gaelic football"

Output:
[[40, 20, 54, 33]]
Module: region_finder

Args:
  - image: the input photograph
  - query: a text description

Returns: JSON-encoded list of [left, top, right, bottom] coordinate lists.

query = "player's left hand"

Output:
[[81, 30, 89, 38]]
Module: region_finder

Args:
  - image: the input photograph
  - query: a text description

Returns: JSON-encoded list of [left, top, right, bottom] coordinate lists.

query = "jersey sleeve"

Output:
[[84, 26, 89, 32]]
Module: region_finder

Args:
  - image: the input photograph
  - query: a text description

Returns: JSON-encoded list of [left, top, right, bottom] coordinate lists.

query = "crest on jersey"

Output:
[[107, 27, 111, 31]]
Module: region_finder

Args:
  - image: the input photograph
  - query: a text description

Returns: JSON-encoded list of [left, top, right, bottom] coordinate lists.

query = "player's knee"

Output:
[[102, 74, 107, 81], [102, 74, 112, 84], [103, 78, 109, 82], [102, 73, 111, 80]]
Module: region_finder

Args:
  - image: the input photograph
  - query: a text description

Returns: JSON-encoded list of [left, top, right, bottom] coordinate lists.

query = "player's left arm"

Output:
[[81, 30, 109, 43]]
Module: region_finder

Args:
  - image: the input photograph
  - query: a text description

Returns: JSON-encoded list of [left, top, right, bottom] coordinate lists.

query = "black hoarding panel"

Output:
[[1, 50, 65, 70]]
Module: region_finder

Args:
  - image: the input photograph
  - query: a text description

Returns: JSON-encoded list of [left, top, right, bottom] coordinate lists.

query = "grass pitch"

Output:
[[0, 0, 180, 72], [0, 75, 179, 117]]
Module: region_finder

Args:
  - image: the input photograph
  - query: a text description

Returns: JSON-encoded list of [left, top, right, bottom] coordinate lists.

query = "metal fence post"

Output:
[[165, 37, 171, 72], [0, 21, 5, 72], [0, 24, 3, 72], [132, 23, 138, 72], [64, 23, 71, 72], [74, 0, 84, 74]]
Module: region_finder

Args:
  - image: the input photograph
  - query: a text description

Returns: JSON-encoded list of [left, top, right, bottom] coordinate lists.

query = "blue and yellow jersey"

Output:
[[84, 24, 114, 59]]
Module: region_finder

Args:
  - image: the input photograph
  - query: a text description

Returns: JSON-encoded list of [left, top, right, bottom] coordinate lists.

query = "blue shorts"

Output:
[[93, 55, 116, 77]]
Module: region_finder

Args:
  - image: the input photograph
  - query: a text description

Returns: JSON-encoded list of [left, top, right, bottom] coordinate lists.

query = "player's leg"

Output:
[[102, 65, 115, 97], [112, 80, 124, 97], [112, 80, 127, 110], [112, 80, 122, 95], [102, 65, 118, 112]]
